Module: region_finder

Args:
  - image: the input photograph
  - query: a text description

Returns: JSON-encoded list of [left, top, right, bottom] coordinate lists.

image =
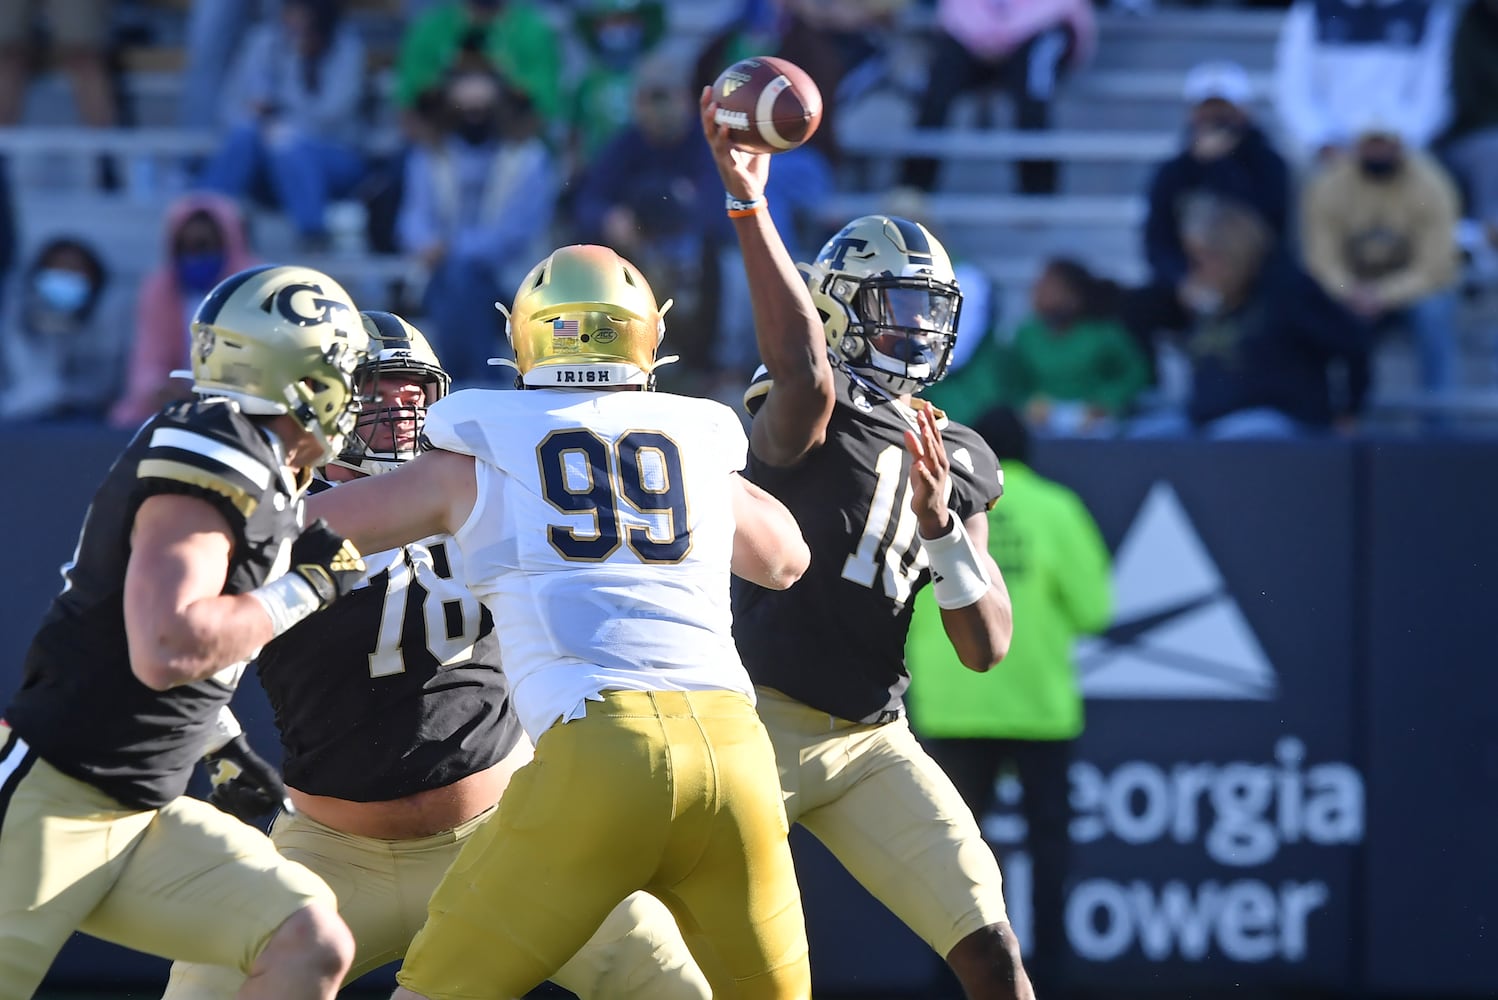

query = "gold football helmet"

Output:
[[501, 244, 673, 389], [802, 215, 962, 396], [186, 264, 367, 463], [331, 311, 450, 477]]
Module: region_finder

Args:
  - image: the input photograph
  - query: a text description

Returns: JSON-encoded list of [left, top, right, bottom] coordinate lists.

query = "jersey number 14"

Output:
[[842, 444, 928, 606]]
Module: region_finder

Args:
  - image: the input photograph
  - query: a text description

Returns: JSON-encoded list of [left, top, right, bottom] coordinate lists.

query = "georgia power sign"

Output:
[[996, 482, 1364, 977]]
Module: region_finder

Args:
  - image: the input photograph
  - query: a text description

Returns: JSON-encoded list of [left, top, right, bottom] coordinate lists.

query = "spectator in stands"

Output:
[[907, 405, 1111, 1000], [109, 193, 257, 429], [1123, 60, 1290, 370], [179, 0, 254, 134], [1, 237, 121, 422], [395, 0, 561, 134], [573, 56, 723, 381], [1273, 0, 1454, 163], [1302, 121, 1461, 395], [0, 163, 13, 320], [1441, 0, 1498, 249], [398, 69, 555, 386], [782, 0, 910, 106], [567, 0, 667, 171], [693, 0, 848, 168], [898, 0, 1096, 196], [1130, 197, 1370, 439], [0, 1, 120, 135], [930, 258, 1150, 434], [199, 0, 366, 251]]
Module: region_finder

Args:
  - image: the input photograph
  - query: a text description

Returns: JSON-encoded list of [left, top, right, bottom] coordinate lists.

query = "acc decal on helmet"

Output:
[[497, 244, 675, 389], [802, 215, 963, 396], [185, 264, 368, 463]]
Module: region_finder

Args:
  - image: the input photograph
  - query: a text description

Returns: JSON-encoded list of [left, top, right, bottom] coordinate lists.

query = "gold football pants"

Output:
[[161, 806, 711, 998], [756, 685, 1011, 958], [398, 689, 810, 1000], [0, 726, 331, 1000]]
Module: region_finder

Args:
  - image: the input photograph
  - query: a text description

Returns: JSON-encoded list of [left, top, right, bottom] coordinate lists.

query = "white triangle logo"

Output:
[[1077, 482, 1277, 700]]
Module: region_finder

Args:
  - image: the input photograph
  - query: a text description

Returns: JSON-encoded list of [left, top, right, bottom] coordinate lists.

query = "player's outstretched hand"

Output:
[[289, 519, 365, 610], [204, 734, 294, 824], [700, 86, 769, 205], [905, 405, 952, 539]]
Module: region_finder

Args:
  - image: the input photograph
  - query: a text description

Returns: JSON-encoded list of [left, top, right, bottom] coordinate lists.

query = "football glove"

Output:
[[289, 519, 365, 609], [203, 734, 293, 824]]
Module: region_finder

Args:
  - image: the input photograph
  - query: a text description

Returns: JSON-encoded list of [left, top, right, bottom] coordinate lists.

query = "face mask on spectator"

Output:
[[176, 252, 225, 291], [597, 20, 644, 55], [1190, 119, 1243, 161], [34, 268, 93, 314], [455, 111, 498, 146], [1180, 281, 1224, 317], [1358, 156, 1401, 181], [1035, 305, 1082, 330]]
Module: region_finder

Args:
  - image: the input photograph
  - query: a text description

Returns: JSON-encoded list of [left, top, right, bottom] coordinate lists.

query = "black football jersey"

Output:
[[6, 398, 307, 809], [734, 366, 1004, 723], [256, 480, 520, 802]]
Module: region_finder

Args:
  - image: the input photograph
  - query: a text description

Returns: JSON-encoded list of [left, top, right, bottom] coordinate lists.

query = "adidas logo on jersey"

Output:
[[1077, 482, 1276, 700]]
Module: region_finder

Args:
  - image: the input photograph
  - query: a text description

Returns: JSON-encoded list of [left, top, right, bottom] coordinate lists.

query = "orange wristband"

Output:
[[726, 194, 766, 217]]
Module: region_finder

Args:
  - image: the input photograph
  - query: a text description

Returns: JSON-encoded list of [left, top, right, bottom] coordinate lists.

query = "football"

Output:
[[711, 56, 823, 155]]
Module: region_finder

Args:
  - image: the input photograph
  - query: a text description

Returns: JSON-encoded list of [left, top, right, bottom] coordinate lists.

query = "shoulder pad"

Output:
[[136, 402, 278, 520]]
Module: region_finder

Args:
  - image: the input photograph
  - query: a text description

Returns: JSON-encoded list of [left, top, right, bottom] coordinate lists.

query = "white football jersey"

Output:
[[423, 388, 756, 738]]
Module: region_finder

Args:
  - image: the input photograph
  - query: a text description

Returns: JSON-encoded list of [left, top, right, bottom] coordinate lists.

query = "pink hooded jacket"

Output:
[[938, 0, 1097, 66], [108, 193, 258, 429]]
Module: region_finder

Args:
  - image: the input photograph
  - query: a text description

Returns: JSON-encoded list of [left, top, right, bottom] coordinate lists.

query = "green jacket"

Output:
[[906, 462, 1112, 740], [926, 315, 1150, 428], [396, 1, 562, 121]]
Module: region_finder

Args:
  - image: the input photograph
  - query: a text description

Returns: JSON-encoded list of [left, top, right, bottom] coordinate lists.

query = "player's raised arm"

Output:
[[729, 473, 810, 590], [307, 447, 476, 556], [701, 87, 834, 467]]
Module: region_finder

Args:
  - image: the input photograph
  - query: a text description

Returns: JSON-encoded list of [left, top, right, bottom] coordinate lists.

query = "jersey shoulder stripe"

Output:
[[135, 458, 259, 518], [146, 427, 273, 489], [135, 400, 282, 523]]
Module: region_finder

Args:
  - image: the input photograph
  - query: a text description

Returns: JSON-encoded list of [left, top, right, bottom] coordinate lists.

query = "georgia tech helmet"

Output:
[[186, 264, 367, 464], [803, 215, 962, 396], [331, 311, 451, 477], [500, 244, 674, 389]]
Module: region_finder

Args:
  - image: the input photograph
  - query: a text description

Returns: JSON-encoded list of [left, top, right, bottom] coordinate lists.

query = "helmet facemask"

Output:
[[286, 337, 364, 466], [824, 272, 961, 396], [333, 313, 452, 477], [807, 215, 964, 397]]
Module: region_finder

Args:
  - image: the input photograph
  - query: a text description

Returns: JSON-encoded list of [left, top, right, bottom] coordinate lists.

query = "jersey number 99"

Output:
[[538, 429, 691, 564]]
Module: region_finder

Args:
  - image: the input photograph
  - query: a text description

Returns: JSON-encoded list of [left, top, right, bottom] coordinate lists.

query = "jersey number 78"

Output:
[[367, 541, 482, 678]]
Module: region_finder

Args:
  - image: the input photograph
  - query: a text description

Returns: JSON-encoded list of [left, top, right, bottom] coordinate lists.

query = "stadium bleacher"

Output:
[[5, 0, 1495, 422]]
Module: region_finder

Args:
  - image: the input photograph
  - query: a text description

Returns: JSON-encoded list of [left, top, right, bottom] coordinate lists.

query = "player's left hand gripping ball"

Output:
[[203, 734, 293, 823]]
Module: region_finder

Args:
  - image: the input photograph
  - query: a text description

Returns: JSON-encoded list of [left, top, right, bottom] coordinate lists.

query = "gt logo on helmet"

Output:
[[261, 282, 354, 330], [824, 237, 869, 271]]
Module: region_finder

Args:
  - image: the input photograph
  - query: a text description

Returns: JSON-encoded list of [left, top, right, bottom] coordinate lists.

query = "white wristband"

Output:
[[248, 573, 323, 638], [923, 512, 992, 610]]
